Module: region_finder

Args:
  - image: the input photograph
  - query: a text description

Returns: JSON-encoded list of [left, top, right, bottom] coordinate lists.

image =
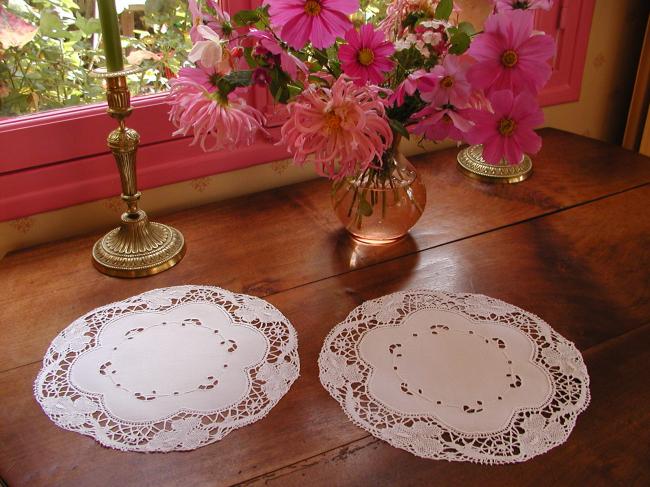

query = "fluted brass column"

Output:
[[91, 66, 186, 277]]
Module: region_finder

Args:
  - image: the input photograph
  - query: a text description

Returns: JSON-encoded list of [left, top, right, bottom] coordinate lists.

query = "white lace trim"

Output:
[[34, 285, 300, 452], [319, 290, 590, 464]]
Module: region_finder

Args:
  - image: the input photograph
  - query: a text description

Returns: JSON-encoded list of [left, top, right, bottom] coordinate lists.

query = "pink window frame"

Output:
[[0, 0, 594, 222]]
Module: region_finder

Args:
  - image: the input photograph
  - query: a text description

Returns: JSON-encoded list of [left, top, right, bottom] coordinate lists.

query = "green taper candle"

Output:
[[97, 0, 124, 72]]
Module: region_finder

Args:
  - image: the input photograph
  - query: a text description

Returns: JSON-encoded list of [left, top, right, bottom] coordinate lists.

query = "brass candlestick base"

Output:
[[457, 144, 532, 184], [92, 66, 185, 278]]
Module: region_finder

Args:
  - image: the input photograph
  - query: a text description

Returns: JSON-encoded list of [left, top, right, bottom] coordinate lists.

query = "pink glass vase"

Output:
[[331, 147, 427, 245]]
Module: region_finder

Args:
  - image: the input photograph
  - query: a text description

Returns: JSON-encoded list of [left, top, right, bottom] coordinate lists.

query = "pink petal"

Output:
[[503, 137, 523, 165], [268, 3, 306, 25], [515, 127, 542, 154], [314, 10, 350, 47], [511, 92, 543, 126], [282, 14, 313, 49], [516, 58, 552, 92], [468, 32, 505, 62], [344, 26, 361, 48], [373, 57, 394, 72], [490, 90, 515, 117], [374, 42, 395, 57], [518, 34, 555, 61], [360, 23, 374, 46], [322, 0, 359, 13], [482, 135, 506, 164], [467, 60, 502, 91], [339, 44, 357, 63], [506, 10, 535, 49]]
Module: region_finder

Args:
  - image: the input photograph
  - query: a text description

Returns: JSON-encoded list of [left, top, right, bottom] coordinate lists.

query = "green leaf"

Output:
[[243, 47, 258, 68], [307, 75, 329, 86], [287, 83, 303, 98], [388, 118, 410, 139], [233, 9, 261, 26], [75, 14, 101, 37], [222, 69, 253, 88], [449, 31, 471, 55], [144, 0, 179, 16], [457, 21, 475, 36], [434, 0, 453, 20], [39, 10, 67, 38], [358, 198, 373, 217]]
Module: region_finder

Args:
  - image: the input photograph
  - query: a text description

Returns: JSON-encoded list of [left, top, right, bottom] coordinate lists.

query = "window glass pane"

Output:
[[0, 0, 192, 117]]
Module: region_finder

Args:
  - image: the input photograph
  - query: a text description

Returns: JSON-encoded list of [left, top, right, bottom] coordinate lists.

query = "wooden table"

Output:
[[1, 129, 649, 487]]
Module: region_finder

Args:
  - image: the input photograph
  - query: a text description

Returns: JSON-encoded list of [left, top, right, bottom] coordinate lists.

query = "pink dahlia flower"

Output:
[[169, 78, 268, 151], [339, 24, 394, 86], [495, 0, 553, 12], [467, 89, 544, 165], [418, 56, 471, 107], [467, 10, 555, 94], [281, 77, 393, 179], [265, 0, 358, 49], [248, 29, 308, 80], [178, 66, 220, 93], [410, 105, 472, 142]]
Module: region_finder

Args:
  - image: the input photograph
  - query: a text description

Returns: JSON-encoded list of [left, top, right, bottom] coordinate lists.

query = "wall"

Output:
[[1, 0, 647, 259], [544, 0, 649, 143]]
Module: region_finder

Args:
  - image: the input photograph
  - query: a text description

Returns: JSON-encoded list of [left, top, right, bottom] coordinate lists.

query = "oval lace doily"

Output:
[[34, 285, 299, 452], [319, 290, 590, 464]]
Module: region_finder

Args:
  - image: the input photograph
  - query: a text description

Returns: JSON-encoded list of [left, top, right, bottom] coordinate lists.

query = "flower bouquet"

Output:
[[170, 0, 555, 243]]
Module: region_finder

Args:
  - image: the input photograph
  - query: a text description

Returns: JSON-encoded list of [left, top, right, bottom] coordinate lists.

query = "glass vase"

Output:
[[331, 147, 427, 245]]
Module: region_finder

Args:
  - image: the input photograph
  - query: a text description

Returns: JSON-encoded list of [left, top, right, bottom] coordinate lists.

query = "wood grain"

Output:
[[1, 129, 650, 373], [1, 185, 648, 487]]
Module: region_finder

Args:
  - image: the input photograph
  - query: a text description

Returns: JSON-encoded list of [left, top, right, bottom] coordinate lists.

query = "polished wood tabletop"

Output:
[[1, 129, 649, 487]]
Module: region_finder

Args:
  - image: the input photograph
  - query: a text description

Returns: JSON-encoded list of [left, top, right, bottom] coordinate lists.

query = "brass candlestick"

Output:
[[91, 66, 185, 277], [457, 144, 532, 184]]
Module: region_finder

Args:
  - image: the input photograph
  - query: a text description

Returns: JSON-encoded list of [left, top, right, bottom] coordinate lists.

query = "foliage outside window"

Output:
[[0, 0, 193, 117]]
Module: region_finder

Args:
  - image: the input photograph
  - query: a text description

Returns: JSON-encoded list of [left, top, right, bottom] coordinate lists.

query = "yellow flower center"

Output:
[[498, 118, 517, 136], [501, 49, 518, 68], [440, 75, 454, 88], [357, 48, 375, 66], [304, 0, 321, 16], [325, 111, 342, 131]]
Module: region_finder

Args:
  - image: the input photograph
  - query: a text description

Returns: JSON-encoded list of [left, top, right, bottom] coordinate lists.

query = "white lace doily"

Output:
[[34, 285, 299, 452], [319, 290, 590, 464]]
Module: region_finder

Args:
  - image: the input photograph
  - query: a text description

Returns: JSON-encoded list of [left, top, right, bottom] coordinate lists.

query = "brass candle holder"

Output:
[[457, 144, 532, 184], [91, 66, 186, 278]]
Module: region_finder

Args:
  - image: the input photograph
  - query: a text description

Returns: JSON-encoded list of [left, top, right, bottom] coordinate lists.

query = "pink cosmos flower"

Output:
[[495, 0, 553, 12], [169, 78, 268, 152], [248, 29, 308, 80], [418, 56, 471, 107], [265, 0, 359, 49], [388, 69, 428, 106], [467, 10, 555, 94], [467, 89, 544, 165], [281, 77, 393, 179], [410, 105, 472, 142], [339, 24, 394, 86], [189, 0, 232, 42]]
